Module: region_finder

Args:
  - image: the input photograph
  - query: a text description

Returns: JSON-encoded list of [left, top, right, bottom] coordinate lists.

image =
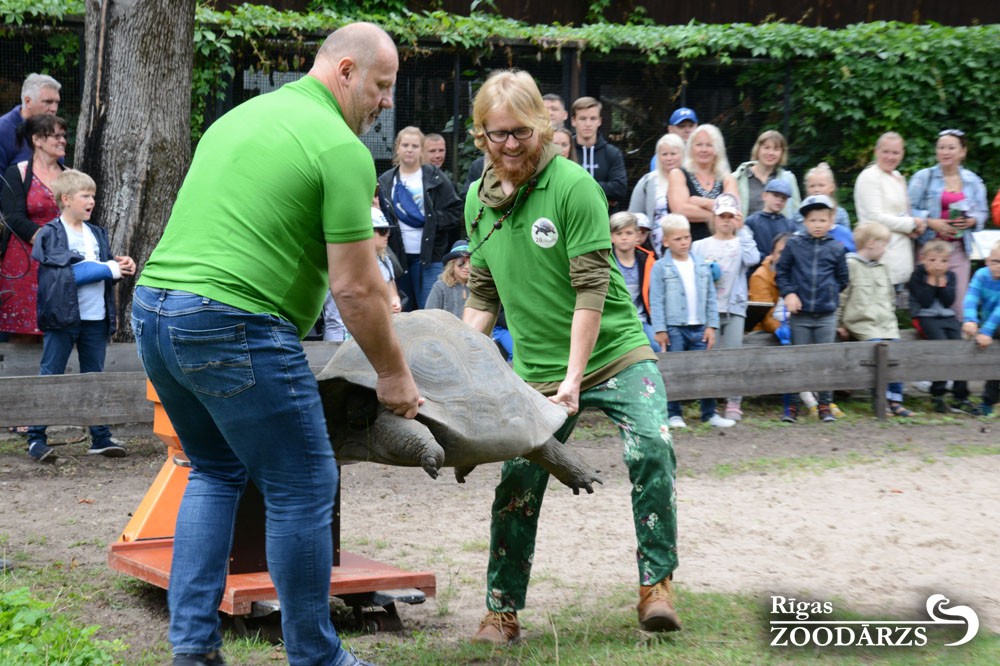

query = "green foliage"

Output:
[[737, 21, 1000, 211], [309, 0, 408, 13], [0, 0, 83, 25], [586, 0, 612, 24], [0, 586, 126, 665], [3, 2, 998, 186], [42, 30, 79, 71]]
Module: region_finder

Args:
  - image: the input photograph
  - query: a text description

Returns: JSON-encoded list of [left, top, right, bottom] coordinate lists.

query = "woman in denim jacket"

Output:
[[909, 129, 988, 308]]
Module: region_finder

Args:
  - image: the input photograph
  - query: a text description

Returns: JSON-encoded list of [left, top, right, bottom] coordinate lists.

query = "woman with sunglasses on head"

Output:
[[908, 128, 988, 308], [1, 113, 67, 342], [377, 126, 464, 310]]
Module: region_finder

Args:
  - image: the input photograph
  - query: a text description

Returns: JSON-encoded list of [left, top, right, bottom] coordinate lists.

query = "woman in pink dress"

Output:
[[1, 113, 66, 340]]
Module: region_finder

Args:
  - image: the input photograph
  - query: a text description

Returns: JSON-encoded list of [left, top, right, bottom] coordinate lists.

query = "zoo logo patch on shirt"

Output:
[[531, 218, 558, 248]]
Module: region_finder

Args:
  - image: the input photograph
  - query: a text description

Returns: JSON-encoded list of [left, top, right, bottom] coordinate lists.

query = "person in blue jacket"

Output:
[[26, 169, 135, 462], [775, 194, 849, 423]]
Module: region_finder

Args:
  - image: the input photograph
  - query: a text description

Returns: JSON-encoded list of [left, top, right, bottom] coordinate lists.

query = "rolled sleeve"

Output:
[[569, 250, 610, 311], [466, 264, 500, 314]]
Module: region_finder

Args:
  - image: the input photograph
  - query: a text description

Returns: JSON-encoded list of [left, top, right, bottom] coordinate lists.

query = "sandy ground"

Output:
[[0, 410, 997, 659]]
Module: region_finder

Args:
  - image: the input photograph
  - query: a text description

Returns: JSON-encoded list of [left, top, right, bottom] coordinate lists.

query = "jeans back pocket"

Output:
[[169, 324, 255, 398]]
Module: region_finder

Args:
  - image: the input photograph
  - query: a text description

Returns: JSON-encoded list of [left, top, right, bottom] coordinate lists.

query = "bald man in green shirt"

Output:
[[133, 23, 419, 666]]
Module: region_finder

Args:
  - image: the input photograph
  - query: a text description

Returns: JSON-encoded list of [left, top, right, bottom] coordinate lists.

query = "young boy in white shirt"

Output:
[[26, 169, 135, 462], [649, 214, 734, 428]]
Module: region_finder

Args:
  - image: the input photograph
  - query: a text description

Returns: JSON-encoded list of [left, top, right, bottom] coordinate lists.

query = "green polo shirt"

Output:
[[138, 76, 375, 337], [465, 156, 649, 383]]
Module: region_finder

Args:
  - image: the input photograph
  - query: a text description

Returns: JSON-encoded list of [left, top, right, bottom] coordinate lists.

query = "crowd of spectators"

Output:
[[4, 73, 1000, 436], [386, 97, 999, 422]]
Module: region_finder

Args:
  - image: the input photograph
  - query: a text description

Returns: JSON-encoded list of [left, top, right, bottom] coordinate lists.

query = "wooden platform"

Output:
[[108, 541, 436, 616], [100, 382, 436, 618]]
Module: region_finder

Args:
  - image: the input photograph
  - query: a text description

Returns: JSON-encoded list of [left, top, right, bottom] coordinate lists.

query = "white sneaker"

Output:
[[668, 416, 688, 429], [705, 414, 736, 428]]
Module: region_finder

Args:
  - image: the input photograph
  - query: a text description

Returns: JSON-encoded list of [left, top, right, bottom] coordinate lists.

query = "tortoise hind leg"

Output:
[[454, 465, 477, 483], [373, 411, 446, 479], [523, 438, 602, 495]]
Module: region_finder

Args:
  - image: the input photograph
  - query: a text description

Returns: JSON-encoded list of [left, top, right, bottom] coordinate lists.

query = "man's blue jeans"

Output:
[[132, 287, 352, 666], [664, 324, 716, 421], [27, 320, 112, 445]]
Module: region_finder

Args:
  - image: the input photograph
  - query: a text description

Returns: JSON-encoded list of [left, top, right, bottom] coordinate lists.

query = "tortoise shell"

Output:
[[316, 309, 566, 453]]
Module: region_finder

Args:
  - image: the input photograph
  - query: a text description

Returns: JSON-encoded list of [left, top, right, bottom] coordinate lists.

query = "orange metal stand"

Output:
[[108, 382, 435, 617]]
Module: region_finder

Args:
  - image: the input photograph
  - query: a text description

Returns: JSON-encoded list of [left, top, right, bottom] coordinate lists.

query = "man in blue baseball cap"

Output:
[[667, 107, 699, 141], [649, 107, 699, 171]]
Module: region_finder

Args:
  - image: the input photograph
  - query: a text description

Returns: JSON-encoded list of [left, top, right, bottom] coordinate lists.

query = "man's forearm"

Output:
[[328, 241, 408, 377], [565, 307, 602, 384], [462, 306, 497, 336]]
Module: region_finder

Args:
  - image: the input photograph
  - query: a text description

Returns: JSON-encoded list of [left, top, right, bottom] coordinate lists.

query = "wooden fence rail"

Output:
[[1, 340, 997, 428]]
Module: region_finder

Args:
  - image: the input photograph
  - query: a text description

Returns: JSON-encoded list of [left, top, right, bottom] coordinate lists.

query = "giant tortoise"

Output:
[[317, 309, 600, 494]]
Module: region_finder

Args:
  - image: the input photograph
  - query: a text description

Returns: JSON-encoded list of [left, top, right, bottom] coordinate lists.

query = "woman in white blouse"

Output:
[[853, 132, 928, 287]]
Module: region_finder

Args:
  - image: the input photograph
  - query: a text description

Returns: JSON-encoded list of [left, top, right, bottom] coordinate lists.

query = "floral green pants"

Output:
[[485, 360, 678, 612]]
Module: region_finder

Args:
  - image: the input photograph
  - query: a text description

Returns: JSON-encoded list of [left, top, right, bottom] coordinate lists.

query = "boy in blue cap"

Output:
[[775, 194, 850, 422], [745, 178, 798, 272]]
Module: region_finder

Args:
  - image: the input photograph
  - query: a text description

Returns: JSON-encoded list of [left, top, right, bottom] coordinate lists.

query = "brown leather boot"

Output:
[[637, 578, 682, 632], [471, 610, 521, 644]]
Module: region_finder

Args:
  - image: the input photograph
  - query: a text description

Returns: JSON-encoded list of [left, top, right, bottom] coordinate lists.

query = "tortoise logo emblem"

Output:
[[531, 218, 558, 248]]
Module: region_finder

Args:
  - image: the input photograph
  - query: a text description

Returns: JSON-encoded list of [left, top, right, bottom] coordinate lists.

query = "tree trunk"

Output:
[[76, 0, 196, 340]]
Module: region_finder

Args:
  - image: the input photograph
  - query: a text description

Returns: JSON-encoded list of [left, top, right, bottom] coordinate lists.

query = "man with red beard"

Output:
[[462, 69, 681, 644]]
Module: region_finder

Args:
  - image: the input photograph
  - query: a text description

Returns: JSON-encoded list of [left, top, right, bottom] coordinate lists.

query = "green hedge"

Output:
[[4, 1, 999, 191]]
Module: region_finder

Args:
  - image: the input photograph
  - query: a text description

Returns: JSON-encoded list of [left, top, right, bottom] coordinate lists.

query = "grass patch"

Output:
[[343, 587, 1000, 665], [711, 451, 878, 478], [946, 444, 1000, 457], [460, 539, 489, 553], [0, 586, 126, 665]]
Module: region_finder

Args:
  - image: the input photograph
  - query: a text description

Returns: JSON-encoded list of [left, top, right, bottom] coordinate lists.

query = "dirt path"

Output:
[[1, 413, 997, 657]]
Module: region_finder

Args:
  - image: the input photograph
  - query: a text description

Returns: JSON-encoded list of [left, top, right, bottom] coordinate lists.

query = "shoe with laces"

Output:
[[724, 402, 743, 421], [704, 414, 736, 428], [28, 440, 56, 463], [668, 416, 688, 429], [173, 651, 226, 666], [829, 402, 845, 418], [887, 402, 914, 418], [471, 611, 520, 644], [949, 399, 977, 415], [637, 578, 682, 632], [817, 404, 836, 422], [88, 438, 127, 457], [781, 405, 798, 423]]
